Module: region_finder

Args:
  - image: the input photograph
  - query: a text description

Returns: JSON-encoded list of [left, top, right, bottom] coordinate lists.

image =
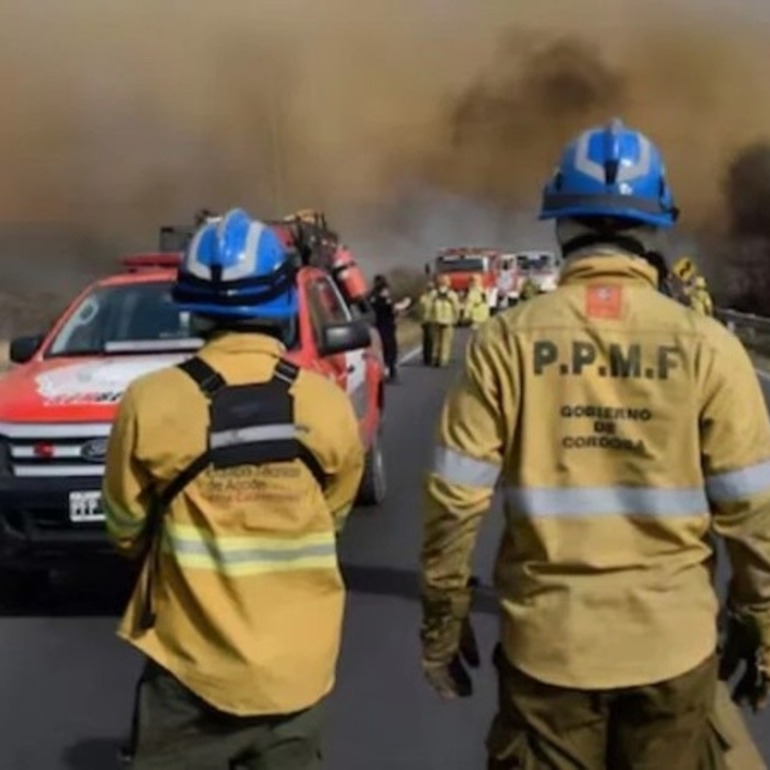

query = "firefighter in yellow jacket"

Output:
[[690, 275, 715, 317], [463, 275, 490, 329], [104, 209, 365, 769], [430, 275, 461, 367], [420, 121, 770, 770], [518, 274, 539, 302], [656, 255, 766, 770], [418, 280, 437, 365]]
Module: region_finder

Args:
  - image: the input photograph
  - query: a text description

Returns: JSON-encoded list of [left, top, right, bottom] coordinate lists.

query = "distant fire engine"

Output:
[[426, 247, 504, 313], [510, 251, 562, 296]]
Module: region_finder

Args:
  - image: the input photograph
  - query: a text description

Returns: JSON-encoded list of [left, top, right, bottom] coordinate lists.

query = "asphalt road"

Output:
[[0, 330, 768, 769]]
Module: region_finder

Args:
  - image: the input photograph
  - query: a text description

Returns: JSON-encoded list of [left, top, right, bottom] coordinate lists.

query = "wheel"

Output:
[[356, 430, 387, 506]]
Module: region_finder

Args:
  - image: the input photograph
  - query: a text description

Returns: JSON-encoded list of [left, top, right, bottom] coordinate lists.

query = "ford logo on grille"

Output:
[[81, 438, 108, 463]]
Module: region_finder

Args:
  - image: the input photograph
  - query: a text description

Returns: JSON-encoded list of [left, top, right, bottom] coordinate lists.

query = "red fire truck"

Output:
[[426, 247, 505, 314]]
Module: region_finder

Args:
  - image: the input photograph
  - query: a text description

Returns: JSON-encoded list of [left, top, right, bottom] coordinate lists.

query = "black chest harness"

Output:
[[139, 356, 327, 630]]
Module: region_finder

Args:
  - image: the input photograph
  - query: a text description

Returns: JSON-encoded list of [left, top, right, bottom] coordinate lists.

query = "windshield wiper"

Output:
[[45, 339, 203, 358], [105, 339, 203, 353], [46, 347, 106, 358]]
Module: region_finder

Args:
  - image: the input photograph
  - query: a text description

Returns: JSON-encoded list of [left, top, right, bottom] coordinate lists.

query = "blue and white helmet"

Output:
[[172, 208, 298, 319], [540, 119, 679, 228]]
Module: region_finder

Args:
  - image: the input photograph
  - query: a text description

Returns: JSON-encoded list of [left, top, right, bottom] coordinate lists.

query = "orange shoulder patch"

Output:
[[585, 285, 623, 319]]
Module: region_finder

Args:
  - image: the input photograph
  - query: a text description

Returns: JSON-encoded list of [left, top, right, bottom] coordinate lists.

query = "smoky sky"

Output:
[[0, 0, 768, 274]]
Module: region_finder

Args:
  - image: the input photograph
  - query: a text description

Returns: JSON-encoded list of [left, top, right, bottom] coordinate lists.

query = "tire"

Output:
[[356, 430, 387, 506]]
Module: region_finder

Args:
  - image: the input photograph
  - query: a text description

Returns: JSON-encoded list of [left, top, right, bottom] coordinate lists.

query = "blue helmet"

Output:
[[172, 208, 298, 319], [539, 119, 678, 228]]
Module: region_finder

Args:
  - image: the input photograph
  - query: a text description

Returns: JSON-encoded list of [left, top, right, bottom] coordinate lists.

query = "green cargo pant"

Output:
[[128, 660, 325, 770], [431, 324, 454, 366], [486, 645, 720, 770], [706, 681, 767, 770], [421, 323, 434, 365]]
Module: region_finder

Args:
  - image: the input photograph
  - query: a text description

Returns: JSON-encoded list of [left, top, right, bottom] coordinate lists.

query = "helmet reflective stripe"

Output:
[[540, 119, 677, 228], [185, 214, 265, 282], [173, 208, 298, 320], [573, 129, 652, 184], [615, 137, 652, 183]]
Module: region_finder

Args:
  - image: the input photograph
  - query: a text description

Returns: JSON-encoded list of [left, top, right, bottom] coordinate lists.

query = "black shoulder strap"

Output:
[[157, 356, 326, 510], [139, 355, 326, 631], [177, 356, 227, 397], [297, 445, 327, 489], [272, 358, 301, 388], [151, 357, 228, 510], [270, 359, 328, 488]]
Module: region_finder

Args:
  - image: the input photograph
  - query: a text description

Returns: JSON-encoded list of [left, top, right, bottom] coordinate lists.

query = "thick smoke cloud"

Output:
[[724, 143, 770, 240], [0, 0, 769, 288]]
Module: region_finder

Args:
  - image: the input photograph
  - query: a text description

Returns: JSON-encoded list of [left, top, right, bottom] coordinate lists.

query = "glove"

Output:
[[719, 613, 770, 712], [421, 577, 481, 700]]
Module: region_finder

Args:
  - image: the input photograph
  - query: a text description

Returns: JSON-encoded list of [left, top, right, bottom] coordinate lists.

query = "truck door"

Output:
[[305, 274, 368, 423]]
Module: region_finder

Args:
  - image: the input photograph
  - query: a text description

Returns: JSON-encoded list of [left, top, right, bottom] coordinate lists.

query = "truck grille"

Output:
[[0, 423, 110, 477]]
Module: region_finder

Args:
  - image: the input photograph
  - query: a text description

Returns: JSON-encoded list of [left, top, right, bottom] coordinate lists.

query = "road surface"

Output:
[[0, 331, 768, 769]]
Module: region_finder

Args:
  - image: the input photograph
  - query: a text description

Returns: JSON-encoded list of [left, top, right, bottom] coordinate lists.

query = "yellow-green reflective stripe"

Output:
[[102, 491, 144, 534], [505, 485, 709, 518], [333, 503, 352, 519], [432, 446, 500, 488], [163, 524, 337, 574], [166, 522, 334, 550], [706, 460, 770, 504], [166, 550, 337, 576], [333, 504, 353, 533]]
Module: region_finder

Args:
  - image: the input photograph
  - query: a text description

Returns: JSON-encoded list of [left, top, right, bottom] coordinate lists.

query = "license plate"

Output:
[[69, 491, 105, 523]]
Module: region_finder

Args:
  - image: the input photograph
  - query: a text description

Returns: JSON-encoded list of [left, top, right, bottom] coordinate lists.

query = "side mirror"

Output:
[[317, 320, 372, 357], [9, 334, 44, 364]]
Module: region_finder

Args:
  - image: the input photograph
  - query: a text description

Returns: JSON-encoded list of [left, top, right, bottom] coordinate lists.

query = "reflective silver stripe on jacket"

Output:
[[706, 459, 770, 504], [505, 485, 709, 518], [170, 537, 336, 564], [210, 424, 297, 449], [432, 446, 500, 488]]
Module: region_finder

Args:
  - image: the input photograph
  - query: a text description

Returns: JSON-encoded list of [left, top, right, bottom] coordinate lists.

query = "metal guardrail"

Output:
[[716, 308, 770, 357], [717, 308, 770, 333]]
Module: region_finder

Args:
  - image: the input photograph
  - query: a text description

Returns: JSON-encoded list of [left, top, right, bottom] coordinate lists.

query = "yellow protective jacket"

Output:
[[691, 287, 715, 317], [519, 278, 539, 301], [422, 254, 770, 690], [464, 286, 490, 325], [431, 289, 460, 326], [418, 289, 437, 324], [104, 333, 365, 715]]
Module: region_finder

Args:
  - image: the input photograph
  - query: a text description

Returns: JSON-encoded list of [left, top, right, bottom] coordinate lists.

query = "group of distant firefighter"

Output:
[[414, 256, 715, 369], [414, 274, 529, 368], [666, 256, 715, 317]]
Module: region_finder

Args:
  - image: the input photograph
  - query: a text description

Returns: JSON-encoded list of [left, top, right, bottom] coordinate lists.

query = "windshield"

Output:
[[517, 254, 555, 271], [47, 282, 202, 357], [435, 257, 487, 273]]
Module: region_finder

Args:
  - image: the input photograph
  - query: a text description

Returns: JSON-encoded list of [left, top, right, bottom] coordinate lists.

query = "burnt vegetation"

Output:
[[707, 142, 770, 313]]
